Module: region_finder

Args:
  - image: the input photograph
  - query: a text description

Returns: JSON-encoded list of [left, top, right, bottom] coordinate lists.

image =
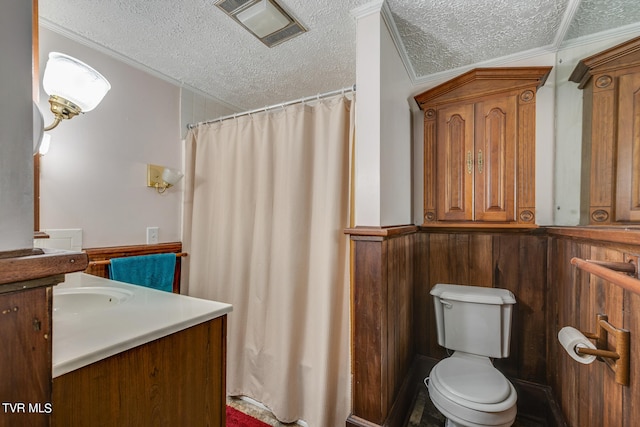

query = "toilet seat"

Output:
[[428, 354, 517, 427], [433, 354, 513, 407]]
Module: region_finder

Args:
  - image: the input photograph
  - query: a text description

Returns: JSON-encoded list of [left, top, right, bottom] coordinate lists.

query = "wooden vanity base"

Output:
[[52, 316, 227, 427]]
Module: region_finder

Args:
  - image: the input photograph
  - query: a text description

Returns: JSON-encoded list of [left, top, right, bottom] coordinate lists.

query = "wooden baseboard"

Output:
[[346, 357, 436, 427], [346, 414, 384, 427], [83, 242, 183, 293]]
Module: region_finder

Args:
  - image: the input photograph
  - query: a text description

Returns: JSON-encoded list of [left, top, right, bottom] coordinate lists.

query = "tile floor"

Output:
[[407, 384, 546, 427], [228, 386, 546, 427]]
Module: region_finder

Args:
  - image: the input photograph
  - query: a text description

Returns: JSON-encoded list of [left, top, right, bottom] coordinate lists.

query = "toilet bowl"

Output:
[[427, 352, 517, 427], [428, 284, 518, 427]]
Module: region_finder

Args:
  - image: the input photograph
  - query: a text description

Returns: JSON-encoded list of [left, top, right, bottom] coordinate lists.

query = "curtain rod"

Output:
[[187, 84, 355, 129]]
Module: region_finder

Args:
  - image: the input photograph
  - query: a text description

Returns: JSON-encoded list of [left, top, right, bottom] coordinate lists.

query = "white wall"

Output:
[[180, 91, 237, 139], [37, 27, 236, 249], [354, 6, 382, 226], [380, 10, 413, 226], [0, 2, 34, 251], [353, 1, 413, 227], [38, 27, 182, 248]]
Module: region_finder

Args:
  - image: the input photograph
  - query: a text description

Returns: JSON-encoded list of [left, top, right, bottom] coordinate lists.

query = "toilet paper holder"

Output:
[[575, 314, 630, 385]]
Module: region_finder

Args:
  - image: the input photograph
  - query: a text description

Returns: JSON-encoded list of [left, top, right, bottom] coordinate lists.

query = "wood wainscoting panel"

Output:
[[349, 228, 550, 427], [83, 242, 183, 293], [348, 229, 416, 427], [492, 233, 548, 381], [547, 228, 640, 427], [415, 231, 548, 384]]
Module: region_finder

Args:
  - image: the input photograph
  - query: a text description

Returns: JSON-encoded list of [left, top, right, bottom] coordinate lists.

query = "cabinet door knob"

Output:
[[467, 151, 473, 175], [477, 149, 483, 174]]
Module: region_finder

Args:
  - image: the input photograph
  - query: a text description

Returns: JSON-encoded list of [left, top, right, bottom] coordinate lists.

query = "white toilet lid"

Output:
[[431, 357, 512, 405]]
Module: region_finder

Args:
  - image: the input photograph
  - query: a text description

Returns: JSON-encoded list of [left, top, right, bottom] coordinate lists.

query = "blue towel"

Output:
[[109, 253, 175, 292]]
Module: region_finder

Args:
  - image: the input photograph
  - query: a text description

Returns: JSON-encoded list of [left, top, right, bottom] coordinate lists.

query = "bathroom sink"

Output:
[[53, 287, 134, 316]]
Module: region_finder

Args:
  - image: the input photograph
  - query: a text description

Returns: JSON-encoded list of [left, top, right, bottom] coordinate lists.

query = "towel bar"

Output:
[[88, 252, 188, 267], [571, 257, 640, 296]]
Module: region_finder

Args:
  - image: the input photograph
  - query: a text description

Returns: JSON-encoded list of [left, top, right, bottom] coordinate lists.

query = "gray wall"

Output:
[[0, 2, 34, 251]]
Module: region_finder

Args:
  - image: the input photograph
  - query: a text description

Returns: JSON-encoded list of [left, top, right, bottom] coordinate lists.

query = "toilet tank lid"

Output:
[[430, 284, 516, 305]]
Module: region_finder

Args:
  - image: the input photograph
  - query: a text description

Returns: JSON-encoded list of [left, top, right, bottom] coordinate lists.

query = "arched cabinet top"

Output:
[[414, 67, 552, 110], [570, 35, 640, 89]]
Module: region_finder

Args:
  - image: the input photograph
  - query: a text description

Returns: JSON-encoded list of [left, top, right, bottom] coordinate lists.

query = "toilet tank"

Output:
[[430, 284, 516, 358]]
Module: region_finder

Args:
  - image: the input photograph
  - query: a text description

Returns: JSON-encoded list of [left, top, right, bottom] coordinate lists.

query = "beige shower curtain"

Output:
[[182, 95, 353, 426]]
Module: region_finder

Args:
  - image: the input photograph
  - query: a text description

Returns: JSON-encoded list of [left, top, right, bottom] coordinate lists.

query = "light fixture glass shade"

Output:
[[42, 52, 111, 112], [236, 0, 290, 38], [39, 134, 51, 156], [33, 101, 44, 154], [162, 167, 184, 186]]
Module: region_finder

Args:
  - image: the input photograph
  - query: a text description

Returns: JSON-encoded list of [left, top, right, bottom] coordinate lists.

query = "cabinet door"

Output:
[[437, 103, 475, 221], [615, 71, 640, 222], [474, 96, 517, 222], [0, 287, 51, 427]]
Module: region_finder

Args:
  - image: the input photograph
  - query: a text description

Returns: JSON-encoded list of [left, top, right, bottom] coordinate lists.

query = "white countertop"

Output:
[[53, 272, 232, 378]]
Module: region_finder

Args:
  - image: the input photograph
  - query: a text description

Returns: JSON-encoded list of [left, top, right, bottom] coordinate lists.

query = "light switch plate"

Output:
[[146, 227, 159, 244]]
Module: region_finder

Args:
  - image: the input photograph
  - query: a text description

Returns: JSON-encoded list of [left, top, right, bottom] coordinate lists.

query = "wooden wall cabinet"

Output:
[[570, 36, 640, 225], [415, 67, 551, 226]]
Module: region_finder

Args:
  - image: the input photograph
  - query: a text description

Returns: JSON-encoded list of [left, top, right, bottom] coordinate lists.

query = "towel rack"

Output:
[[87, 252, 188, 267], [571, 257, 640, 296]]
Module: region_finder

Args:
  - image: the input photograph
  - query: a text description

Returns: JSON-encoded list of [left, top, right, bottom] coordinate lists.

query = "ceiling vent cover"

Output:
[[216, 0, 253, 14], [215, 0, 307, 47]]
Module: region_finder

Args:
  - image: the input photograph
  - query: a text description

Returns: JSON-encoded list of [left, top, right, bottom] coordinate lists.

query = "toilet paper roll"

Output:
[[558, 326, 597, 364]]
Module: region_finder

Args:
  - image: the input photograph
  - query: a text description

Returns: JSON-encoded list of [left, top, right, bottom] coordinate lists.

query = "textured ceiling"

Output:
[[39, 0, 640, 112]]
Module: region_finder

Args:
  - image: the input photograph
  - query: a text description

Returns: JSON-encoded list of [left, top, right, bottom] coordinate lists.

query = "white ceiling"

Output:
[[39, 0, 640, 112]]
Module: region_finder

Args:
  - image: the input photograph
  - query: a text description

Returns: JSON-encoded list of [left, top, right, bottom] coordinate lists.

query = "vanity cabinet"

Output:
[[52, 315, 227, 427], [0, 249, 88, 427], [415, 67, 551, 226], [0, 286, 51, 427], [570, 35, 640, 224]]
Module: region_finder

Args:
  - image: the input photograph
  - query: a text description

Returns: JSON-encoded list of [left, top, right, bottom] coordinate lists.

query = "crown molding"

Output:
[[350, 0, 384, 20], [38, 17, 241, 111], [560, 21, 640, 50]]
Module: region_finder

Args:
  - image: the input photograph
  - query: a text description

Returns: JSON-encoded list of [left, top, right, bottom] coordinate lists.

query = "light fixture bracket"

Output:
[[44, 95, 83, 131], [147, 164, 183, 194], [147, 164, 167, 192]]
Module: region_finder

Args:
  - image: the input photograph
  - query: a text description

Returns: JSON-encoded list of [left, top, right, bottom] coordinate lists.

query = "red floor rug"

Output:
[[226, 405, 271, 427]]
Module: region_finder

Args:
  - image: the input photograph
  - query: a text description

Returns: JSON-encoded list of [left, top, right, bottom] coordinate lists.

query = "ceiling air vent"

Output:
[[216, 0, 253, 14], [215, 0, 307, 47]]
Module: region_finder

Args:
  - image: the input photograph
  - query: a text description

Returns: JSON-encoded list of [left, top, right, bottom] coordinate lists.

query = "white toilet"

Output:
[[427, 283, 518, 427]]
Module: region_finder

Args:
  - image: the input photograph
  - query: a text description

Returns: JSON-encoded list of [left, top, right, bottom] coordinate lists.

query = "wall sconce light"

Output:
[[41, 52, 111, 132], [147, 164, 184, 193]]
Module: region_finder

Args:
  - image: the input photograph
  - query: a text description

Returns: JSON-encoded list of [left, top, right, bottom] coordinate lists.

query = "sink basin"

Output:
[[53, 287, 134, 316]]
